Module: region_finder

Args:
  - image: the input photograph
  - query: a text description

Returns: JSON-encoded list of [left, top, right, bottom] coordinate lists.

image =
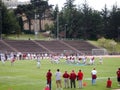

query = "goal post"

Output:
[[92, 49, 108, 55]]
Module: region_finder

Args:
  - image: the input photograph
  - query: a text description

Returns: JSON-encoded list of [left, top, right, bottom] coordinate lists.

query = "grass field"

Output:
[[0, 57, 120, 90]]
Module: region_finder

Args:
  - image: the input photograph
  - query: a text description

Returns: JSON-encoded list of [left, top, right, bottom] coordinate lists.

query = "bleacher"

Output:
[[63, 40, 98, 55], [0, 40, 98, 55]]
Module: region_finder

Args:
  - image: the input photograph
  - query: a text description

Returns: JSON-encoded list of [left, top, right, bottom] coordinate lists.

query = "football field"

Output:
[[0, 57, 120, 90]]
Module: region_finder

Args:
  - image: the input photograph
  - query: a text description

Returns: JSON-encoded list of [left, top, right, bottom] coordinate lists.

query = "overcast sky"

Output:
[[19, 0, 120, 11]]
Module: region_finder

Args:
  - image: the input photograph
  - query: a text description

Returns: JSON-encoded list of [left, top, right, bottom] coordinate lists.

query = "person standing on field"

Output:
[[46, 69, 52, 90], [63, 71, 69, 88], [55, 69, 62, 90], [69, 70, 77, 88], [36, 55, 41, 68], [91, 68, 97, 85], [99, 56, 103, 64], [116, 68, 120, 86], [77, 70, 84, 88]]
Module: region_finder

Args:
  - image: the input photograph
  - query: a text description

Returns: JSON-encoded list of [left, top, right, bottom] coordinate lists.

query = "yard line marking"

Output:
[[84, 76, 116, 80]]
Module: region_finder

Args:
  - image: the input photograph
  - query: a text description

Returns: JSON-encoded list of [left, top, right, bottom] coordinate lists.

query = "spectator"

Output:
[[106, 77, 112, 88], [91, 68, 97, 85], [69, 70, 77, 88], [63, 71, 69, 88], [44, 84, 50, 90], [77, 70, 84, 88], [46, 69, 52, 90], [55, 69, 62, 90], [116, 68, 120, 86]]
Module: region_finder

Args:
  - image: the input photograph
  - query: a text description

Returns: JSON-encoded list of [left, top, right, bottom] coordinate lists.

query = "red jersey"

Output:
[[44, 86, 50, 90], [106, 80, 112, 88], [77, 72, 83, 80], [70, 72, 77, 80], [46, 71, 52, 83], [63, 72, 69, 78], [116, 70, 120, 78]]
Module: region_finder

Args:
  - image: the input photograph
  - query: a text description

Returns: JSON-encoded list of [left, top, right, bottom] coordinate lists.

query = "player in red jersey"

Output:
[[11, 55, 16, 66], [69, 70, 77, 88], [63, 71, 69, 88], [116, 68, 120, 86], [106, 77, 112, 88], [77, 70, 84, 88], [46, 69, 52, 90], [44, 84, 50, 90]]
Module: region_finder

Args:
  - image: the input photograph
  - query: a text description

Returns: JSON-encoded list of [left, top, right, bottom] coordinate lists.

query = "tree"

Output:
[[51, 5, 59, 38], [0, 0, 20, 37], [101, 5, 110, 38], [109, 5, 120, 41], [15, 4, 34, 33], [31, 0, 50, 31], [79, 1, 103, 40]]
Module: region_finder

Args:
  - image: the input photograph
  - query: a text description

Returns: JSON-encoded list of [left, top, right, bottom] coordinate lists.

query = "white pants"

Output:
[[78, 80, 83, 88]]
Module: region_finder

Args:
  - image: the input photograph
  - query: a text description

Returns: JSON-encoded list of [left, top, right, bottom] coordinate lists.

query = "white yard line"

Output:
[[84, 76, 116, 80]]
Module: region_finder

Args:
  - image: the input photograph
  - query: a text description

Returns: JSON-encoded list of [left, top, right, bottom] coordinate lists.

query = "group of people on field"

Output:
[[1, 52, 104, 66], [45, 68, 120, 90]]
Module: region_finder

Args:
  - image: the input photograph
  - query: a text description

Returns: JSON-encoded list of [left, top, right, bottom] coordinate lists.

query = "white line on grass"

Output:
[[84, 76, 116, 80]]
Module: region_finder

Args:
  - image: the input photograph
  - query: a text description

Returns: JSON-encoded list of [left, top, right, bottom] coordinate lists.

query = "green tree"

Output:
[[63, 0, 76, 38], [15, 4, 34, 33], [0, 0, 20, 37], [109, 5, 120, 41], [31, 0, 49, 31], [51, 5, 59, 38], [101, 5, 110, 38], [78, 1, 102, 40]]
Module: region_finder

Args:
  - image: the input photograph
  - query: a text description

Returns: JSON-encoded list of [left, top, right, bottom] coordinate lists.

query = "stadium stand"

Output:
[[0, 40, 98, 55]]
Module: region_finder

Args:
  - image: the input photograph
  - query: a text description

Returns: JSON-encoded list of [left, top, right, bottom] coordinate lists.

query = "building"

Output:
[[2, 0, 30, 9]]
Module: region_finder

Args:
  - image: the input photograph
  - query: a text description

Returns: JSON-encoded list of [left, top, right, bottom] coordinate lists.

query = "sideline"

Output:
[[85, 76, 116, 80]]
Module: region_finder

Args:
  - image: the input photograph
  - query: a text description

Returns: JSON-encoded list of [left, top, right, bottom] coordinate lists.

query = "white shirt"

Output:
[[91, 70, 97, 75], [55, 71, 62, 80]]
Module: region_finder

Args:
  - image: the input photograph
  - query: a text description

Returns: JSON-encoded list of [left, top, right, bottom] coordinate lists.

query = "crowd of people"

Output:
[[45, 68, 120, 90]]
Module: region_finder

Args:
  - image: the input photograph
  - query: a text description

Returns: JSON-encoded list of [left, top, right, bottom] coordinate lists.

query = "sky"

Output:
[[18, 0, 120, 11]]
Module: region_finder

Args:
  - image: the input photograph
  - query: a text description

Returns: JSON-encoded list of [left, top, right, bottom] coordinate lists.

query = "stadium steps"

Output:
[[59, 40, 84, 55], [0, 40, 99, 55], [1, 40, 18, 52], [35, 40, 75, 54], [62, 40, 98, 55], [32, 40, 53, 53], [3, 40, 47, 53]]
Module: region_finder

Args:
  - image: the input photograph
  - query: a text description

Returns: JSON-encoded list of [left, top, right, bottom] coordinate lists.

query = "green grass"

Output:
[[88, 40, 120, 53], [0, 57, 120, 90], [4, 33, 50, 40]]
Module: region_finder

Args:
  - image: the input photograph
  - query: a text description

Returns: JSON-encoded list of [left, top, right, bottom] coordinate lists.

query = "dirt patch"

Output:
[[112, 89, 120, 90]]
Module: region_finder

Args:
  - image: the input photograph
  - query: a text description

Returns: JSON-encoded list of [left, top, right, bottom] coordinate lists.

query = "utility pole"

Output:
[[34, 12, 39, 40], [57, 12, 59, 40], [0, 7, 2, 40], [65, 24, 67, 39]]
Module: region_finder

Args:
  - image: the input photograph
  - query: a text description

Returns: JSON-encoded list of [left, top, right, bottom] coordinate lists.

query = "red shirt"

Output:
[[46, 71, 52, 83], [116, 70, 120, 78], [77, 71, 83, 80], [63, 73, 69, 78], [70, 72, 77, 80], [44, 86, 50, 90], [106, 80, 112, 88]]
